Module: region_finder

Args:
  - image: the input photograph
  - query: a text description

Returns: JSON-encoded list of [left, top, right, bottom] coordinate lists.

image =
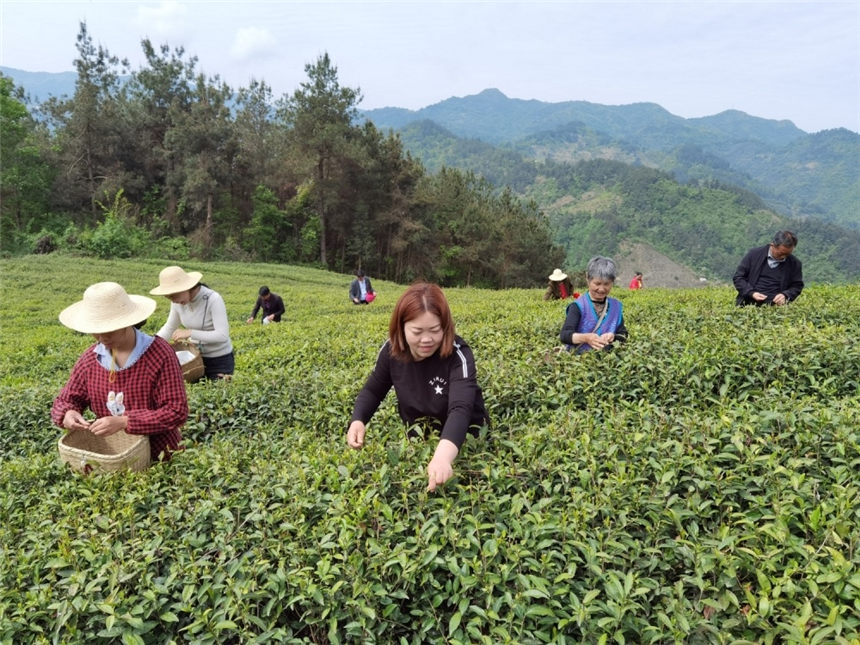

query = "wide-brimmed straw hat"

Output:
[[548, 268, 568, 282], [149, 265, 203, 296], [59, 282, 157, 334]]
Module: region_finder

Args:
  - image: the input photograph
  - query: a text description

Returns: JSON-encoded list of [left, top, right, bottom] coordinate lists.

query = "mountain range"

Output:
[[362, 88, 859, 232], [6, 66, 855, 231], [4, 67, 858, 284], [0, 67, 79, 104]]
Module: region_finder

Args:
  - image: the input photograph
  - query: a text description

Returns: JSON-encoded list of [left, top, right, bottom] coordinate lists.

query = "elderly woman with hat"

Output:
[[51, 282, 188, 462], [150, 266, 235, 380], [544, 268, 575, 301]]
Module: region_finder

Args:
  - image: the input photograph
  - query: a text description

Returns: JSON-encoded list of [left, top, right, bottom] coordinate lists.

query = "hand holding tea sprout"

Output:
[[581, 331, 616, 350], [62, 410, 91, 431], [426, 440, 458, 492], [346, 420, 366, 448], [171, 328, 193, 341], [88, 414, 127, 437]]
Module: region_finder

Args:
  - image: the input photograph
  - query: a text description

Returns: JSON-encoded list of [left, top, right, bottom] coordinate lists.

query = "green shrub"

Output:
[[1, 256, 858, 644], [148, 236, 191, 261]]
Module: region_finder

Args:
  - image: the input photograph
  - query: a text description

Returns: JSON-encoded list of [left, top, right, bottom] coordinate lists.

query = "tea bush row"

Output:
[[1, 256, 858, 643]]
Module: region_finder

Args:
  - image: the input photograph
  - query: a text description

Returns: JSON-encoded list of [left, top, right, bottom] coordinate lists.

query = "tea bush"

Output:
[[1, 255, 858, 644]]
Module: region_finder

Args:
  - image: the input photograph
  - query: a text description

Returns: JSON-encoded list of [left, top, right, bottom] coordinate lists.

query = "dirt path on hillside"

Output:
[[613, 240, 719, 289]]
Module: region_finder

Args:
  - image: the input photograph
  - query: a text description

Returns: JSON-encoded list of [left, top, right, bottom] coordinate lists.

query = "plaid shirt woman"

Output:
[[52, 282, 188, 462]]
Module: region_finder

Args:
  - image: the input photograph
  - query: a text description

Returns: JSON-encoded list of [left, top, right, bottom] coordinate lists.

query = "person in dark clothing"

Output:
[[733, 231, 804, 306], [349, 270, 376, 304], [347, 283, 490, 491], [247, 286, 285, 324]]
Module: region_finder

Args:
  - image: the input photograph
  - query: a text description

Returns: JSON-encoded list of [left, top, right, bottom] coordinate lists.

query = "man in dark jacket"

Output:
[[732, 231, 804, 306], [349, 270, 375, 305], [247, 286, 285, 324]]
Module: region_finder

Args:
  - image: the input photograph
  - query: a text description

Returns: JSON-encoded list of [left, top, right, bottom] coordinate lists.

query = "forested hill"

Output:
[[394, 119, 860, 284], [363, 89, 860, 230], [4, 54, 858, 287]]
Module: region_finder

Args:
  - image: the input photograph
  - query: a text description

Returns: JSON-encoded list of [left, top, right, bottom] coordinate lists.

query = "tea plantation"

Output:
[[1, 255, 858, 644]]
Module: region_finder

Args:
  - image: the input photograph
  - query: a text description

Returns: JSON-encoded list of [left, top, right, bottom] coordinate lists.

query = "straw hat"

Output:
[[149, 265, 203, 296], [548, 268, 568, 282], [59, 282, 157, 334]]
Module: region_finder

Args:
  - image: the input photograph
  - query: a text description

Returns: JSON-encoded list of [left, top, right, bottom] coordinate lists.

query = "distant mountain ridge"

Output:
[[4, 68, 857, 280], [362, 88, 859, 230], [365, 88, 809, 148], [0, 67, 78, 103]]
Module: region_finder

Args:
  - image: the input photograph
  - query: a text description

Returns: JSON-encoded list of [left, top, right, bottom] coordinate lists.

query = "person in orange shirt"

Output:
[[629, 272, 643, 290]]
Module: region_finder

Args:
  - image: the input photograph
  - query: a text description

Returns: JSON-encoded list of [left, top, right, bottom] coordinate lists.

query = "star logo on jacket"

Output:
[[429, 376, 447, 396]]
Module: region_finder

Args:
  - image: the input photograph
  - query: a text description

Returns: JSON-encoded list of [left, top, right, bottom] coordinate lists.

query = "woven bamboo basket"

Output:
[[58, 429, 150, 473], [172, 340, 204, 383]]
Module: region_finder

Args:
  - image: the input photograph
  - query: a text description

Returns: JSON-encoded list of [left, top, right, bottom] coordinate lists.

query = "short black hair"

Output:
[[355, 269, 365, 278], [259, 286, 270, 296], [772, 231, 798, 248]]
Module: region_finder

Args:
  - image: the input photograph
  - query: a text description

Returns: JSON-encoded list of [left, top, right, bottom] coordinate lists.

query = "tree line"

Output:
[[0, 23, 562, 288]]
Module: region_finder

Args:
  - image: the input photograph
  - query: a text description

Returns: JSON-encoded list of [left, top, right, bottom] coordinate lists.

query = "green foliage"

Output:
[[149, 236, 190, 261], [415, 169, 564, 287], [537, 159, 860, 282], [243, 185, 293, 263], [0, 74, 55, 253], [397, 123, 859, 283], [4, 46, 561, 288], [1, 256, 858, 643], [6, 40, 859, 290], [366, 90, 859, 230], [86, 191, 149, 259]]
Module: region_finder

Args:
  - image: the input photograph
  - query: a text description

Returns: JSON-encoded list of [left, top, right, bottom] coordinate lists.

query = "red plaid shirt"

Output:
[[52, 336, 188, 461]]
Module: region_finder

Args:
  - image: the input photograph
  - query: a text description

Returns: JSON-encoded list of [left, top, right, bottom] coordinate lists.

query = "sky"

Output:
[[1, 0, 858, 133]]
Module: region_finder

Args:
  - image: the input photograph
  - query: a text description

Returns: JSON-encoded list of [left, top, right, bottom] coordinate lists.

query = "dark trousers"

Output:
[[203, 351, 235, 379]]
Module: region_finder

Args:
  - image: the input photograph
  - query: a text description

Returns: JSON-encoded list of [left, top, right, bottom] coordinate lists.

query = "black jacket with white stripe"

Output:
[[350, 336, 489, 449]]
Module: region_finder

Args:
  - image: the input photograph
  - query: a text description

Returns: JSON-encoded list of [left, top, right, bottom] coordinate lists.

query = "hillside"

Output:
[[365, 89, 859, 230], [395, 121, 860, 283], [4, 67, 857, 285]]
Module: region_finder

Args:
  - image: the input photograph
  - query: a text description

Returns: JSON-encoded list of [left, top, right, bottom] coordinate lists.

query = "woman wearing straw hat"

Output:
[[51, 282, 188, 462], [150, 266, 235, 380], [544, 268, 575, 301]]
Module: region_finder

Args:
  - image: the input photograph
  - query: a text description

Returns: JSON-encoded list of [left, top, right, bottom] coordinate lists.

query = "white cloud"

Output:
[[136, 1, 190, 41], [230, 27, 277, 62]]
